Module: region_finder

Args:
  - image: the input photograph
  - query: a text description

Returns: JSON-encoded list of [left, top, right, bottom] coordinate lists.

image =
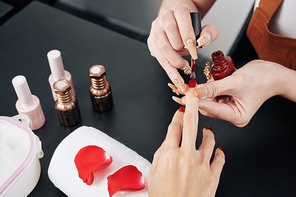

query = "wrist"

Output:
[[276, 65, 296, 102]]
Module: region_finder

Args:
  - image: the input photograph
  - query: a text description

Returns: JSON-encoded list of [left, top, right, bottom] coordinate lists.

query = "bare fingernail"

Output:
[[172, 96, 185, 105], [194, 85, 207, 98], [182, 62, 192, 75], [185, 39, 197, 60], [168, 83, 183, 95], [174, 79, 186, 93], [197, 32, 211, 47]]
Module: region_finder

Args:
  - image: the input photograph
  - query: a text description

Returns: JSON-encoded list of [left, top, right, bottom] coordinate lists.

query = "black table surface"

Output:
[[0, 1, 13, 19], [1, 1, 296, 197]]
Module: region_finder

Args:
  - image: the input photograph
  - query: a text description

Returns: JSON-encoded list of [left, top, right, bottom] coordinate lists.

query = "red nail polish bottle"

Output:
[[211, 50, 236, 80]]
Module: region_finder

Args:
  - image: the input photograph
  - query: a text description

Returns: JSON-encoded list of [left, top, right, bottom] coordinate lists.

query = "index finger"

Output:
[[173, 4, 196, 47], [181, 80, 199, 150]]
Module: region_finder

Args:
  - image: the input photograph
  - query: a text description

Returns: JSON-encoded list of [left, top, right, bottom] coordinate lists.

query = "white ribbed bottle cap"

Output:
[[47, 50, 65, 81], [12, 75, 33, 106]]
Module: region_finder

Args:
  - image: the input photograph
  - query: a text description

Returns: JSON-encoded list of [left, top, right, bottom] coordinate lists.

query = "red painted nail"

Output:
[[178, 106, 185, 112], [219, 147, 224, 152], [74, 145, 113, 185], [188, 80, 197, 88], [107, 165, 145, 197], [205, 126, 212, 131]]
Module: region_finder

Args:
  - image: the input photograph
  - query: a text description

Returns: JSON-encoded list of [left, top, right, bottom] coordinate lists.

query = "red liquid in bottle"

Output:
[[211, 50, 235, 80], [190, 57, 196, 79]]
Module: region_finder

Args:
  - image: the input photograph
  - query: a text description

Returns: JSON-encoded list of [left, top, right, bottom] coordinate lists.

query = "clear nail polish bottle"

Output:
[[47, 49, 75, 101], [12, 75, 46, 130]]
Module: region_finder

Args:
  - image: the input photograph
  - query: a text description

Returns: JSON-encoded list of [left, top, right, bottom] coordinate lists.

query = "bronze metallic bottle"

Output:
[[89, 65, 113, 111], [54, 79, 80, 126]]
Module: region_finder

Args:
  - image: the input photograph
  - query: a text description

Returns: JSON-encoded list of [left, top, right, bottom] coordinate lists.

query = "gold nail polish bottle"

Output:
[[89, 65, 113, 112], [54, 79, 80, 126]]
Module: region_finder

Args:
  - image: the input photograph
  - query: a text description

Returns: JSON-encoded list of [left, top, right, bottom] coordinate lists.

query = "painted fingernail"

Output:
[[174, 79, 186, 93], [188, 80, 197, 88], [182, 62, 192, 75], [203, 61, 213, 81], [168, 83, 183, 95], [194, 85, 207, 98], [219, 147, 224, 152], [205, 126, 212, 131], [197, 32, 211, 47], [185, 39, 197, 60], [178, 106, 185, 112], [172, 96, 185, 105]]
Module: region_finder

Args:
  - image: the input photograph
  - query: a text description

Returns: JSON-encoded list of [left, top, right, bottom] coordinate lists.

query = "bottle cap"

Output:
[[55, 80, 68, 90], [12, 75, 33, 106], [47, 50, 65, 81], [89, 65, 106, 78], [190, 12, 202, 42]]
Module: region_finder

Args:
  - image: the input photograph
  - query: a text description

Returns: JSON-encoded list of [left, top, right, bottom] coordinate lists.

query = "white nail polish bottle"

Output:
[[47, 50, 75, 101], [12, 75, 46, 130]]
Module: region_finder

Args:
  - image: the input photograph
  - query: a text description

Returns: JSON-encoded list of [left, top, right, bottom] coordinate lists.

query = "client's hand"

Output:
[[147, 80, 225, 197]]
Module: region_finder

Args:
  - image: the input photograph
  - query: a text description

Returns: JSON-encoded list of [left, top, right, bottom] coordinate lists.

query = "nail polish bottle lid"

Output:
[[89, 65, 106, 78], [90, 66, 102, 75], [47, 50, 65, 81], [12, 75, 33, 106], [190, 12, 202, 41], [55, 80, 68, 90]]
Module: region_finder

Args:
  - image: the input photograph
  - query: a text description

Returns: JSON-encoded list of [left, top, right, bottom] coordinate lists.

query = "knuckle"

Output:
[[173, 2, 190, 14], [207, 82, 220, 97], [203, 135, 216, 147], [197, 163, 210, 175], [159, 57, 170, 68], [168, 122, 182, 132], [158, 38, 169, 51], [158, 7, 169, 16], [163, 20, 177, 32], [184, 113, 197, 124], [153, 148, 162, 160], [179, 153, 194, 167]]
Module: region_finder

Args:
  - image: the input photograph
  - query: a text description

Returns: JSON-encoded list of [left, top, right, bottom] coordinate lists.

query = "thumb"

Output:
[[196, 77, 234, 99]]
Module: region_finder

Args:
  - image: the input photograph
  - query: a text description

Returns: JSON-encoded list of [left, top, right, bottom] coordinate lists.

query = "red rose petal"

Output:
[[74, 145, 113, 185], [107, 165, 145, 197]]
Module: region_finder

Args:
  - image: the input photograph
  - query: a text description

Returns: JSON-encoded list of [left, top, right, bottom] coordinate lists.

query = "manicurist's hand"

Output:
[[196, 60, 296, 127], [147, 80, 225, 197], [147, 0, 218, 87]]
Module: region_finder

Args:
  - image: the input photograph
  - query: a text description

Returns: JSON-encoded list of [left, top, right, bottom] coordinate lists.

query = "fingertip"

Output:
[[215, 147, 225, 159], [204, 126, 212, 131], [200, 24, 219, 45], [188, 79, 197, 88]]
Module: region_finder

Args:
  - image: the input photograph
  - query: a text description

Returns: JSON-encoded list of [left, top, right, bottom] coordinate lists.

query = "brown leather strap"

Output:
[[247, 0, 296, 70], [258, 0, 283, 20]]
